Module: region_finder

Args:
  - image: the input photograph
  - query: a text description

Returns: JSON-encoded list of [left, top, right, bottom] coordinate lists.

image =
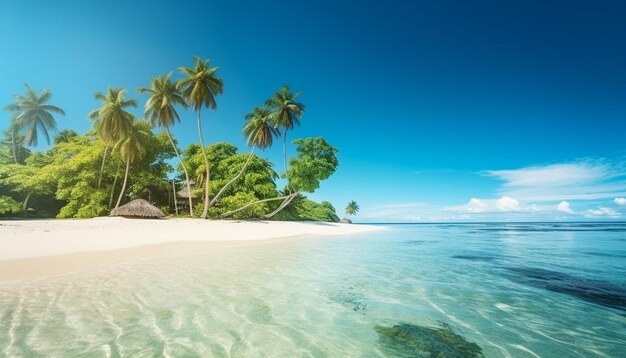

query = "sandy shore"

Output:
[[0, 218, 382, 281]]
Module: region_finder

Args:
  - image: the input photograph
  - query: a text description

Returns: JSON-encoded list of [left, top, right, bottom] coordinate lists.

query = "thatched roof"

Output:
[[177, 186, 198, 199], [110, 199, 165, 218]]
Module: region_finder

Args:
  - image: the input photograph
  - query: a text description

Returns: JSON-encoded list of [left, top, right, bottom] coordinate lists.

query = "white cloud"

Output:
[[557, 201, 574, 214], [466, 198, 488, 213], [495, 196, 519, 211], [615, 197, 626, 206], [448, 196, 527, 213], [484, 159, 626, 202], [585, 207, 620, 218]]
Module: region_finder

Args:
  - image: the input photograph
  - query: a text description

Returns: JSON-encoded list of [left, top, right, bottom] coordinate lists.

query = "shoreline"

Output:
[[0, 217, 383, 282]]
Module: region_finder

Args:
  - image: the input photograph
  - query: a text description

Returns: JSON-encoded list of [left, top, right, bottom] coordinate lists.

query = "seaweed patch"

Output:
[[375, 322, 484, 357]]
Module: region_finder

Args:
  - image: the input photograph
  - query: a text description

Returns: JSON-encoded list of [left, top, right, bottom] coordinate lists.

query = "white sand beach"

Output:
[[0, 218, 382, 281]]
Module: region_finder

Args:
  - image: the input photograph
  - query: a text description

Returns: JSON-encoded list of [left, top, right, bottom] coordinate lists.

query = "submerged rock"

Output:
[[375, 323, 484, 358]]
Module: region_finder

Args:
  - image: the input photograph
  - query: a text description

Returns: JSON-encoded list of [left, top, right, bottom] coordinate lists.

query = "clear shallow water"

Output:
[[1, 223, 626, 357]]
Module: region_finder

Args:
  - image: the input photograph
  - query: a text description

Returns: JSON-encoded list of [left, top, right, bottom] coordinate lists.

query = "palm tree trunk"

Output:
[[21, 191, 32, 212], [11, 128, 18, 164], [115, 160, 130, 209], [172, 180, 179, 215], [97, 145, 109, 189], [283, 130, 292, 194], [210, 145, 256, 207], [283, 130, 288, 175], [108, 161, 121, 209], [196, 109, 211, 219], [165, 128, 194, 216], [264, 191, 299, 218], [221, 194, 293, 218]]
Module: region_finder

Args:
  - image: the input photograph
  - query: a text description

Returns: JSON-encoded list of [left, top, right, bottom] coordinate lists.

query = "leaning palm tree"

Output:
[[210, 105, 279, 206], [139, 73, 194, 216], [345, 201, 359, 218], [89, 88, 137, 189], [177, 56, 224, 218], [5, 84, 65, 148], [114, 122, 146, 208], [265, 85, 304, 177]]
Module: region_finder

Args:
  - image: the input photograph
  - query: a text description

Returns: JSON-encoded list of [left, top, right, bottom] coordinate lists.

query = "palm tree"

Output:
[[89, 88, 137, 189], [54, 129, 78, 144], [210, 106, 279, 206], [0, 127, 29, 164], [345, 201, 359, 218], [5, 84, 65, 148], [265, 85, 304, 178], [114, 122, 146, 208], [177, 56, 224, 218], [139, 73, 194, 216]]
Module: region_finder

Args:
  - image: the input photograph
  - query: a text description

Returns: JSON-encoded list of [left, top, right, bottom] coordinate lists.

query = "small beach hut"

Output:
[[110, 199, 165, 218]]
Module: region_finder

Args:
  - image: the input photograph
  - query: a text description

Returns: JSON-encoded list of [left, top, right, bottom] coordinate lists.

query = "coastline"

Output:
[[0, 217, 383, 282]]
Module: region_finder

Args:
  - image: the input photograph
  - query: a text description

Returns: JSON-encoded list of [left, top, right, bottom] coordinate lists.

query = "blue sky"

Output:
[[1, 0, 625, 222]]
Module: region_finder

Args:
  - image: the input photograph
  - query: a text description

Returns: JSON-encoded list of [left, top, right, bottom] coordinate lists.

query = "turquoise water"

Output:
[[1, 223, 626, 357]]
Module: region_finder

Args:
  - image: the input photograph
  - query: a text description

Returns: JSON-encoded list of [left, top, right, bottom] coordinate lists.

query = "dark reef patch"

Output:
[[504, 267, 626, 311], [326, 287, 368, 313], [375, 323, 484, 358]]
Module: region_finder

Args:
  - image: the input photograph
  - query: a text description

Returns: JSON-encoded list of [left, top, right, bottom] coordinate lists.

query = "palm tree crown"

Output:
[[176, 57, 223, 110], [5, 84, 65, 147], [139, 73, 187, 128], [345, 201, 359, 217], [266, 85, 304, 132], [114, 124, 146, 164], [89, 88, 137, 143], [243, 106, 279, 149]]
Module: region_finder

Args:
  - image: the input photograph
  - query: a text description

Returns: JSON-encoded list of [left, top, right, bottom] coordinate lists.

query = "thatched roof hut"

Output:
[[110, 199, 165, 218], [177, 186, 198, 199]]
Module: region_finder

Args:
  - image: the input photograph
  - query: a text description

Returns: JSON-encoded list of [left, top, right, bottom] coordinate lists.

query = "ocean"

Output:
[[1, 223, 625, 357]]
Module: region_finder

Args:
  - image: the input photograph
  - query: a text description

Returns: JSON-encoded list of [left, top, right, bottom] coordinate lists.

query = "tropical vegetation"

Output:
[[0, 58, 344, 222]]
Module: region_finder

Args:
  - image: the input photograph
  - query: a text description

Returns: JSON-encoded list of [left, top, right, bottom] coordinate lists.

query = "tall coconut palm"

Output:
[[138, 73, 194, 216], [114, 122, 146, 208], [5, 84, 65, 149], [345, 201, 359, 217], [177, 57, 223, 218], [88, 88, 137, 188], [210, 106, 279, 206], [265, 85, 304, 177]]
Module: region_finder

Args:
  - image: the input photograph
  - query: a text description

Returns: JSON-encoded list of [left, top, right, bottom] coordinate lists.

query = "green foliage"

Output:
[[0, 129, 30, 164], [266, 85, 304, 132], [287, 137, 339, 192], [375, 323, 484, 358], [243, 106, 279, 149], [5, 84, 65, 147], [89, 88, 137, 144], [52, 136, 114, 217], [54, 129, 79, 144], [274, 196, 339, 222], [177, 57, 223, 111], [345, 200, 359, 217], [209, 191, 269, 219], [0, 196, 20, 215]]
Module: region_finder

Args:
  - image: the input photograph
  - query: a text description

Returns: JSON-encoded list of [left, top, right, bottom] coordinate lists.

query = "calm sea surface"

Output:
[[1, 223, 626, 357]]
